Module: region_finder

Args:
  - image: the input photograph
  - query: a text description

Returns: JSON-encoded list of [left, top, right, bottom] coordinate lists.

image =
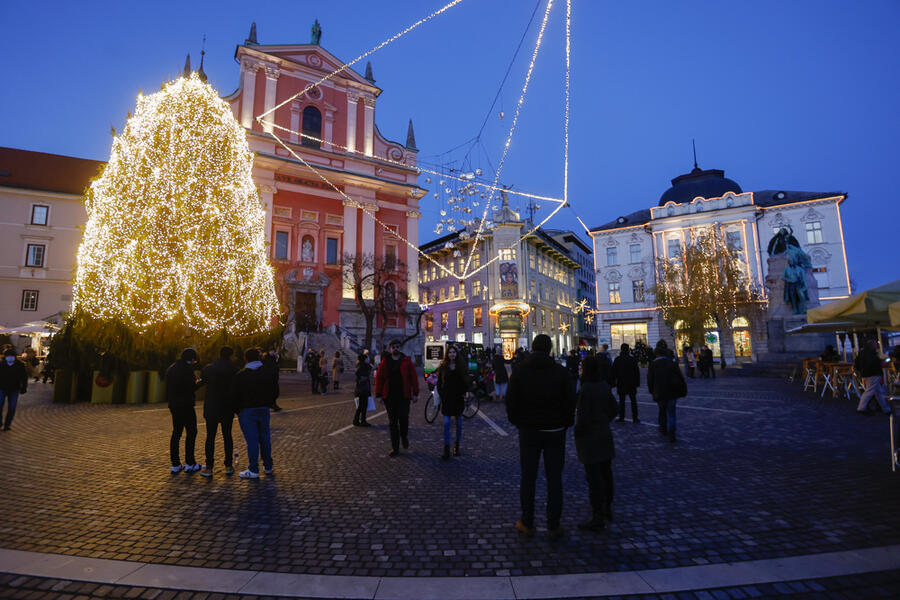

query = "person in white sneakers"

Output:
[[234, 348, 277, 478], [165, 348, 204, 474]]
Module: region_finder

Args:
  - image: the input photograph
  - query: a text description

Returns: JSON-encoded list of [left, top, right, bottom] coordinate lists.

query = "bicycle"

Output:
[[424, 390, 480, 423]]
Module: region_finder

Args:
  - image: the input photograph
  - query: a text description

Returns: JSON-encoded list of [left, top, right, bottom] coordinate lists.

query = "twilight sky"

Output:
[[2, 0, 897, 290]]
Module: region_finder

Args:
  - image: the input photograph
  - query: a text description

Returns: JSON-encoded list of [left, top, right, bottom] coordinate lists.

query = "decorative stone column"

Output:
[[289, 102, 300, 144], [346, 91, 360, 153], [362, 96, 376, 157], [262, 64, 280, 134], [240, 59, 259, 129], [259, 184, 276, 245], [406, 210, 421, 303], [323, 107, 335, 151], [361, 203, 378, 299], [342, 199, 358, 299]]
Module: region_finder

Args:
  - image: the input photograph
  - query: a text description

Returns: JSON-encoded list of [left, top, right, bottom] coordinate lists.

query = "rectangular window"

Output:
[[667, 238, 681, 258], [25, 244, 45, 268], [457, 310, 465, 328], [326, 237, 339, 264], [473, 252, 481, 269], [439, 287, 446, 301], [630, 244, 641, 263], [458, 282, 465, 298], [385, 244, 397, 270], [609, 282, 621, 304], [274, 231, 289, 260], [21, 290, 38, 311], [31, 205, 49, 225], [606, 247, 617, 266], [440, 312, 448, 332], [529, 250, 536, 269], [499, 248, 516, 261], [450, 284, 456, 299], [472, 280, 482, 297], [610, 322, 649, 350], [456, 333, 467, 342], [632, 279, 645, 303], [426, 313, 434, 332], [726, 230, 742, 250], [806, 221, 823, 244], [472, 331, 484, 344], [474, 306, 483, 327], [541, 309, 546, 328]]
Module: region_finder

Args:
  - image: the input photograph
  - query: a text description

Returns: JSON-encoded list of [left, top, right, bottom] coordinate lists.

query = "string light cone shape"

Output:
[[73, 73, 280, 337]]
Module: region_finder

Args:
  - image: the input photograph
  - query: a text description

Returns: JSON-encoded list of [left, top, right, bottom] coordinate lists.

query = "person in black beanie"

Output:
[[166, 348, 203, 473], [505, 334, 576, 539]]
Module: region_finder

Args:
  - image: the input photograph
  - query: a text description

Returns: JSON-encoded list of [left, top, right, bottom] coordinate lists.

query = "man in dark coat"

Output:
[[234, 348, 278, 478], [505, 334, 576, 539], [374, 339, 419, 457], [612, 343, 640, 423], [166, 348, 203, 473], [492, 351, 509, 402], [648, 340, 687, 443], [200, 347, 238, 477], [262, 349, 283, 411], [0, 347, 28, 431], [305, 347, 319, 393], [565, 349, 581, 383], [855, 339, 890, 414]]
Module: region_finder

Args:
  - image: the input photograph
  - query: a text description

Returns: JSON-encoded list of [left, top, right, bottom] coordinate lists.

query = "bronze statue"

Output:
[[767, 226, 800, 256], [311, 19, 322, 45]]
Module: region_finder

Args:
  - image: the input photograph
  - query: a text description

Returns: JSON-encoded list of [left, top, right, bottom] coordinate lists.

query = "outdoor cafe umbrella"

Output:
[[807, 279, 900, 352]]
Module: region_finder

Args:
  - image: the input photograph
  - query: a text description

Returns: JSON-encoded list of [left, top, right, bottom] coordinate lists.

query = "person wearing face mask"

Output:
[[374, 339, 419, 457], [0, 348, 28, 431], [165, 348, 204, 473]]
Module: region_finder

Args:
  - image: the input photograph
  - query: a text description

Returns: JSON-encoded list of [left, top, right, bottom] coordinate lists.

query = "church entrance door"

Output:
[[295, 292, 318, 331]]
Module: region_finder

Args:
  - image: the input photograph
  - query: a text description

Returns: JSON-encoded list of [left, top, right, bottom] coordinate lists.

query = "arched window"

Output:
[[732, 316, 750, 328], [301, 106, 322, 149]]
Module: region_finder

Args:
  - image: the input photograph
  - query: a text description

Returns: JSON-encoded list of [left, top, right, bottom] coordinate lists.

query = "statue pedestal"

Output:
[[761, 254, 827, 361]]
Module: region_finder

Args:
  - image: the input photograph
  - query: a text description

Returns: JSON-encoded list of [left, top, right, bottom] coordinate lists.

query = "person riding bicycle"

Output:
[[436, 345, 471, 461]]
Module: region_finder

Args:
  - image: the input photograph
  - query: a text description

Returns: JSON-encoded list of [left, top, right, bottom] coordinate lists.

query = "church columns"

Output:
[[342, 200, 358, 300], [346, 92, 359, 153], [362, 97, 375, 157], [289, 102, 300, 144], [323, 108, 335, 151], [259, 184, 276, 245], [361, 203, 378, 299], [406, 210, 421, 303], [262, 65, 280, 134], [240, 60, 259, 129]]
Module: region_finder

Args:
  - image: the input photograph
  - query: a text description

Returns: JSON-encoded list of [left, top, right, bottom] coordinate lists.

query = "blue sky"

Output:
[[2, 0, 897, 290]]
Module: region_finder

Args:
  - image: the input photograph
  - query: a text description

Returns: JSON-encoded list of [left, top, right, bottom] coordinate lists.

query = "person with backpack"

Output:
[[648, 340, 687, 443]]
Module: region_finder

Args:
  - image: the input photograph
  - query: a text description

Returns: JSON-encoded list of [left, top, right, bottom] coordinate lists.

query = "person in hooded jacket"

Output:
[[165, 348, 204, 473], [234, 348, 277, 478], [648, 340, 687, 443], [612, 343, 640, 423], [437, 345, 471, 460], [0, 347, 28, 431], [505, 334, 576, 539], [200, 346, 238, 477], [574, 355, 619, 531]]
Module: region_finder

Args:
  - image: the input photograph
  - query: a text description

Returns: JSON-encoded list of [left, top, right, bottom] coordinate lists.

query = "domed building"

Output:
[[588, 162, 850, 362]]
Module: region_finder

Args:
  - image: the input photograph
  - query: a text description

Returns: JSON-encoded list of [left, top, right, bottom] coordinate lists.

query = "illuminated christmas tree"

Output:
[[70, 73, 280, 360]]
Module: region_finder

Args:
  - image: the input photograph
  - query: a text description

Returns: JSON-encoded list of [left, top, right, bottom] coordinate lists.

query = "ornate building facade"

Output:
[[418, 194, 580, 358], [590, 164, 850, 362], [226, 24, 425, 349]]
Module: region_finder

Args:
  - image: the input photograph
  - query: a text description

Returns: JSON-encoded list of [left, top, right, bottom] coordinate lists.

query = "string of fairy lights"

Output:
[[259, 0, 586, 286]]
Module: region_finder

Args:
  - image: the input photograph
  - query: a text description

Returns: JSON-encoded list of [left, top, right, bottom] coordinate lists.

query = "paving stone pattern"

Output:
[[0, 372, 898, 578], [2, 569, 900, 599]]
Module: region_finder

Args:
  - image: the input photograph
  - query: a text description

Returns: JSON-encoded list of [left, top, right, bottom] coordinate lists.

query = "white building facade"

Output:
[[590, 165, 850, 362]]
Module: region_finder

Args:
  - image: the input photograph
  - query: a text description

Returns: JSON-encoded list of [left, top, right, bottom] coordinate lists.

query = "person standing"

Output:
[[263, 349, 283, 412], [165, 348, 203, 473], [305, 347, 319, 394], [492, 351, 509, 403], [318, 350, 329, 395], [505, 334, 576, 539], [437, 345, 470, 460], [565, 349, 581, 385], [353, 353, 372, 426], [596, 344, 614, 385], [683, 345, 696, 379], [855, 339, 890, 415], [200, 347, 238, 477], [235, 348, 277, 478], [0, 348, 28, 431], [574, 355, 619, 531], [612, 343, 640, 423], [374, 339, 419, 457], [332, 351, 343, 391], [649, 340, 687, 443]]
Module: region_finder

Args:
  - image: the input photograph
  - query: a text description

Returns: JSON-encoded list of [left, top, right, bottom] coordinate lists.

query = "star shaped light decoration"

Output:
[[254, 0, 577, 282], [558, 322, 570, 333], [574, 298, 589, 314], [584, 314, 594, 324]]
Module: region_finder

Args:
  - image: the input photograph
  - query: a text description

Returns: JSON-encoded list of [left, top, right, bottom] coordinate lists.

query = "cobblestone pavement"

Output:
[[0, 371, 898, 580], [2, 569, 900, 599]]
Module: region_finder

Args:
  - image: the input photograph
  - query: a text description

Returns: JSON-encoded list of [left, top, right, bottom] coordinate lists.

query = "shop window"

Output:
[[610, 323, 648, 351]]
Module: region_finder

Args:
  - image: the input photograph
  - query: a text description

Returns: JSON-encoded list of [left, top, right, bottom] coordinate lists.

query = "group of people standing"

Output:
[[681, 344, 717, 379], [305, 348, 343, 395], [166, 346, 282, 479]]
